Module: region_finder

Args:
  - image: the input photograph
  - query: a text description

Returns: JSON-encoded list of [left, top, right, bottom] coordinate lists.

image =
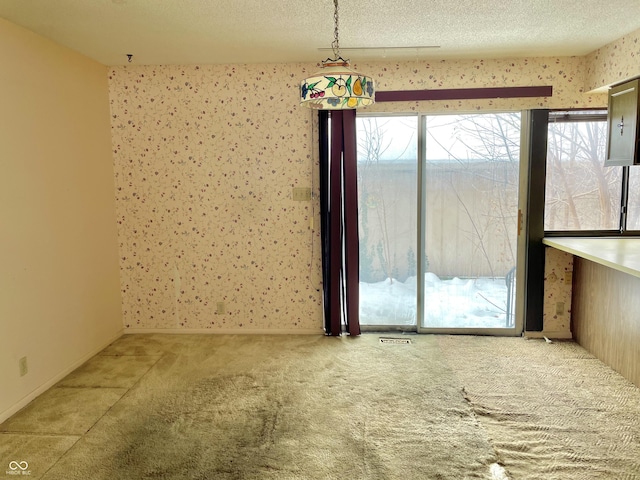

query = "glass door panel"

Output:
[[357, 116, 418, 327], [420, 113, 521, 330]]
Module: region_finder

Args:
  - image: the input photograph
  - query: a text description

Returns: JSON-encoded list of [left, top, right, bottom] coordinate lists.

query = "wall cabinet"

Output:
[[605, 78, 640, 166]]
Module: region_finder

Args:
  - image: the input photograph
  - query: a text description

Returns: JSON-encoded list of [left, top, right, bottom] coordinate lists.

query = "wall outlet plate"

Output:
[[292, 187, 312, 201], [19, 357, 28, 377], [216, 302, 226, 314]]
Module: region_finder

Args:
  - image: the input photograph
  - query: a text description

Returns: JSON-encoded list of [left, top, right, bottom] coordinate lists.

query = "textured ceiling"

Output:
[[1, 0, 640, 66]]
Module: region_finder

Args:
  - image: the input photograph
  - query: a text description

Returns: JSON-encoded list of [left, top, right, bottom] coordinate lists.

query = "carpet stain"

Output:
[[36, 334, 502, 479]]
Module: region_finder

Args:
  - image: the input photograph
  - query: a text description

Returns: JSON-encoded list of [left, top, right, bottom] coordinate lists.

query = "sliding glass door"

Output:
[[419, 113, 521, 333], [357, 112, 523, 334]]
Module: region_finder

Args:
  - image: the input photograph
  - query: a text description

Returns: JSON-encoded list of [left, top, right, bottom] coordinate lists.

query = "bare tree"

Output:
[[546, 120, 620, 230], [425, 113, 520, 278], [356, 113, 615, 282], [357, 117, 416, 284]]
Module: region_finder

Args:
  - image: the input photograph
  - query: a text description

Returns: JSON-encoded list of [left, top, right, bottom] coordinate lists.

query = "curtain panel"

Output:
[[318, 110, 361, 336]]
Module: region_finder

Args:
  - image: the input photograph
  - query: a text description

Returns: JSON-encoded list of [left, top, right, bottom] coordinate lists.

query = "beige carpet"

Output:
[[437, 335, 640, 479], [1, 334, 639, 479]]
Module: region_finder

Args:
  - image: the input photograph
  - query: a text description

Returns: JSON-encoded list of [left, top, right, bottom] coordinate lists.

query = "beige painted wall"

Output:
[[108, 55, 607, 332], [0, 18, 122, 422]]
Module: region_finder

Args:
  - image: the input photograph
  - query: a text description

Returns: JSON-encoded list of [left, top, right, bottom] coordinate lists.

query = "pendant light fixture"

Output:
[[300, 0, 375, 110]]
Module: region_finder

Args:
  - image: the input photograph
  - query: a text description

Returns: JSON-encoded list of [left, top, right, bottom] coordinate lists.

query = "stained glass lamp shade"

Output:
[[300, 59, 375, 110]]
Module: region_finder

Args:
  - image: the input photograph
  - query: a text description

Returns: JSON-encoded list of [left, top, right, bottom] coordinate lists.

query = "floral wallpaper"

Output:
[[362, 55, 606, 112], [585, 27, 640, 92], [543, 248, 574, 335], [109, 55, 606, 332], [109, 64, 323, 331]]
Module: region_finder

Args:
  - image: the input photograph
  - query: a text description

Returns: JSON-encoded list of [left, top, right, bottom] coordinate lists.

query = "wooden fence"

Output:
[[358, 159, 519, 282]]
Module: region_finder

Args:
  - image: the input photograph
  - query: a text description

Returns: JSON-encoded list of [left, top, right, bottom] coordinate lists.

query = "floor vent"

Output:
[[379, 337, 412, 345]]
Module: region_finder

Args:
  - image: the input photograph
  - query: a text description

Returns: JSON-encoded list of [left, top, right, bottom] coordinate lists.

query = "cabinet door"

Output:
[[606, 79, 639, 166]]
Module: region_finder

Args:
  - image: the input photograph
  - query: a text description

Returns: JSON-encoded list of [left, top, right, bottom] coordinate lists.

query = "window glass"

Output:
[[626, 168, 640, 230], [357, 116, 418, 326], [545, 116, 622, 231]]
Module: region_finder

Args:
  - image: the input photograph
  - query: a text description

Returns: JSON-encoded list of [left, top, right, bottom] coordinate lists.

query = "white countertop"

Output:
[[542, 237, 640, 278]]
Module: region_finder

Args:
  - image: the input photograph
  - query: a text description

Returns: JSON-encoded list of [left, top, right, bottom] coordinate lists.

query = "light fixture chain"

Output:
[[331, 0, 340, 58], [300, 0, 374, 109]]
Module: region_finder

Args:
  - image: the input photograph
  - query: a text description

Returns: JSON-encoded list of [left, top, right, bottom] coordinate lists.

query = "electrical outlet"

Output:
[[555, 302, 565, 316], [216, 302, 226, 314], [292, 187, 312, 201], [564, 272, 573, 285], [19, 357, 28, 377]]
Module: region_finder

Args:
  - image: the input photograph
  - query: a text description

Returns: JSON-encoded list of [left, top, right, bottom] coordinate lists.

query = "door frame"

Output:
[[357, 110, 539, 336]]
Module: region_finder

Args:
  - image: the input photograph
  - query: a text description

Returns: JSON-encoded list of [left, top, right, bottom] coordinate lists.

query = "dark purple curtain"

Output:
[[318, 110, 360, 336], [315, 87, 552, 335]]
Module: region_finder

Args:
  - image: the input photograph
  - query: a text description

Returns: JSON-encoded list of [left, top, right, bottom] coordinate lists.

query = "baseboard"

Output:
[[0, 328, 124, 425], [524, 330, 573, 340], [123, 327, 325, 335]]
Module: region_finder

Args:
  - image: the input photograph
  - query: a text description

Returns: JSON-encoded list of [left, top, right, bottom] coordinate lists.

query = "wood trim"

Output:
[[123, 328, 325, 335], [572, 257, 640, 387], [524, 110, 549, 331], [376, 86, 553, 103]]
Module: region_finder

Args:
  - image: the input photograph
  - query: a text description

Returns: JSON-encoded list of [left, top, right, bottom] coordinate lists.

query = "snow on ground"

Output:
[[360, 272, 514, 329]]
